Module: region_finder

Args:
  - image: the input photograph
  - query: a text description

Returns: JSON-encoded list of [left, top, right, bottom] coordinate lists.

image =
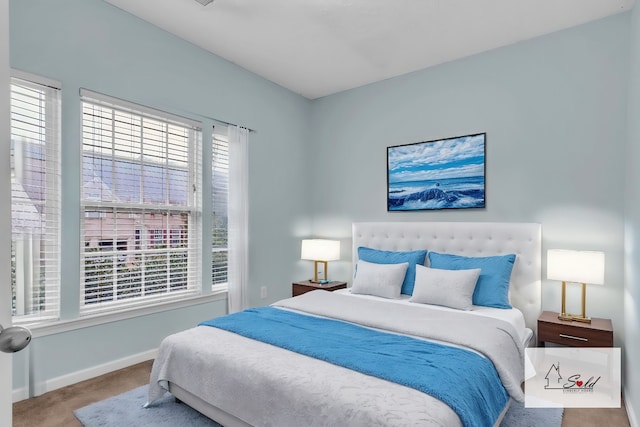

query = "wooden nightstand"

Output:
[[292, 280, 347, 297], [537, 311, 613, 347]]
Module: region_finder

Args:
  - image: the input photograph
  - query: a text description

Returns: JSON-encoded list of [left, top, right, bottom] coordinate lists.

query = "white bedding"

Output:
[[333, 288, 533, 345], [148, 291, 524, 427], [150, 324, 464, 427]]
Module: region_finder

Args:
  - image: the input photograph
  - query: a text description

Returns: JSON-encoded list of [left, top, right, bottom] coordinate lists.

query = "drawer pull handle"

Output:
[[559, 333, 588, 342]]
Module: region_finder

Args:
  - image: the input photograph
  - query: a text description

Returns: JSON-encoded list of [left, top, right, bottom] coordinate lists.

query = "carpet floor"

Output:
[[74, 384, 563, 427]]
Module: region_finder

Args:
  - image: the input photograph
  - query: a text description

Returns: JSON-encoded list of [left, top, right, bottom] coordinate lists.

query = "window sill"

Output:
[[26, 289, 228, 338]]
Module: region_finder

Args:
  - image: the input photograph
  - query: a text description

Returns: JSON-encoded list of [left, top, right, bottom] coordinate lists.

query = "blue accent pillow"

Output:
[[357, 247, 427, 295], [427, 252, 516, 309]]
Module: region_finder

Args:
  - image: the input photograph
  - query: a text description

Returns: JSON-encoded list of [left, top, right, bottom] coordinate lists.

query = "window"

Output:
[[10, 73, 61, 323], [212, 130, 229, 289], [80, 90, 202, 313]]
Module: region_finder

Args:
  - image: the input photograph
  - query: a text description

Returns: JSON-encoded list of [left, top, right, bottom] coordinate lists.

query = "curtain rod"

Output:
[[208, 116, 256, 133], [158, 107, 256, 133]]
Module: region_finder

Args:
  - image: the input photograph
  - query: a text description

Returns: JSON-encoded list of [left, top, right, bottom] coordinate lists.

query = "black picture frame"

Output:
[[387, 133, 486, 211]]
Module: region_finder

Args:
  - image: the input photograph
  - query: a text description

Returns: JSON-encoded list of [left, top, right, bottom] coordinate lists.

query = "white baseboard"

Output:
[[626, 391, 638, 427], [12, 387, 28, 403], [13, 348, 157, 402]]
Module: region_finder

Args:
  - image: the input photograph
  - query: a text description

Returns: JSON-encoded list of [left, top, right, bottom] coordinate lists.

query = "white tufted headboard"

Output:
[[352, 222, 542, 332]]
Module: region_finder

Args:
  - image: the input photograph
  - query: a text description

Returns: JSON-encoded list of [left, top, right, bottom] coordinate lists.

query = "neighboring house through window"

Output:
[[80, 90, 203, 314]]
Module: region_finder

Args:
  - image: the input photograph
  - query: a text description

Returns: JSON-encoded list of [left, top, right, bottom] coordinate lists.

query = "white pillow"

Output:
[[409, 264, 481, 310], [351, 259, 409, 299]]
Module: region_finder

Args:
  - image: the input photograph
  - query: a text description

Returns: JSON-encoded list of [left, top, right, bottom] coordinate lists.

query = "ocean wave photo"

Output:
[[387, 134, 485, 211]]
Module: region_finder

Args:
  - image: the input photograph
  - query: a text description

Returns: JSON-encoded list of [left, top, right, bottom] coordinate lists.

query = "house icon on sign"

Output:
[[545, 362, 563, 389]]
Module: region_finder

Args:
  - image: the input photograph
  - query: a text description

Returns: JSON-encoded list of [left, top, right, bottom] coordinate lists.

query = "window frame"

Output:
[[10, 70, 62, 325], [79, 89, 203, 315]]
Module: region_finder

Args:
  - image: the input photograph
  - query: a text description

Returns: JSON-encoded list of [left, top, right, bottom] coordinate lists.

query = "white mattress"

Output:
[[333, 288, 533, 346]]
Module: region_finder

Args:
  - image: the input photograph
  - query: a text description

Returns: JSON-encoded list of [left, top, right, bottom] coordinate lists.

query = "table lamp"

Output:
[[547, 249, 605, 323], [301, 239, 340, 283]]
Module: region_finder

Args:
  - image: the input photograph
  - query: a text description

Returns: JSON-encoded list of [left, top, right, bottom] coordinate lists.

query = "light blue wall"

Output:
[[310, 14, 629, 344], [311, 11, 636, 418], [10, 0, 312, 393], [625, 3, 640, 425], [22, 299, 227, 388]]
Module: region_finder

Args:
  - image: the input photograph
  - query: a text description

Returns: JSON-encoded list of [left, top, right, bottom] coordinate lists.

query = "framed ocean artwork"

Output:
[[387, 133, 486, 211]]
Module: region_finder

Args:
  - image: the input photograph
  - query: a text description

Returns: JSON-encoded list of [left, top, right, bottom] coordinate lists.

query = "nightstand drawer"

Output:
[[537, 311, 614, 348], [538, 323, 612, 347]]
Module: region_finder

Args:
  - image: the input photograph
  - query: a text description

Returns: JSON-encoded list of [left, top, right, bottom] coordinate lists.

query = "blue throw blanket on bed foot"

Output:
[[199, 307, 509, 427]]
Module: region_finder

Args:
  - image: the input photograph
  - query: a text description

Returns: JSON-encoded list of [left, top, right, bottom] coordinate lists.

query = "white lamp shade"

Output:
[[547, 249, 605, 285], [301, 239, 340, 261]]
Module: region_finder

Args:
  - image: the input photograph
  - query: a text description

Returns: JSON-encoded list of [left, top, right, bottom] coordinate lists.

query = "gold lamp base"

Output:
[[558, 313, 592, 323], [309, 260, 329, 283], [558, 281, 592, 324]]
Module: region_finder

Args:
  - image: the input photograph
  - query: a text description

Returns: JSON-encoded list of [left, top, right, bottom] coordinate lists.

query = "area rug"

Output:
[[74, 384, 563, 427]]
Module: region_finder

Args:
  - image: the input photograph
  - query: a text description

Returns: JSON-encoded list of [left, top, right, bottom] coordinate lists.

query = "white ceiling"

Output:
[[105, 0, 634, 99]]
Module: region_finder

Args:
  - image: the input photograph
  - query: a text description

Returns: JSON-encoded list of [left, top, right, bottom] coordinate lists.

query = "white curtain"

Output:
[[227, 126, 249, 313]]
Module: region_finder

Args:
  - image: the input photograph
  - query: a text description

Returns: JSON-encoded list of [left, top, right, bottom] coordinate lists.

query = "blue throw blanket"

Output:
[[199, 307, 509, 427]]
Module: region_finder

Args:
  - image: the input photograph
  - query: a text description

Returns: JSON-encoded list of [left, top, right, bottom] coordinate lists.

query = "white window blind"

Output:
[[10, 74, 61, 323], [80, 90, 202, 314], [212, 129, 229, 289]]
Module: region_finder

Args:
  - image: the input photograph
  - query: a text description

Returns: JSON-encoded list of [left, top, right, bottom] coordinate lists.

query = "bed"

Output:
[[147, 221, 542, 427]]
